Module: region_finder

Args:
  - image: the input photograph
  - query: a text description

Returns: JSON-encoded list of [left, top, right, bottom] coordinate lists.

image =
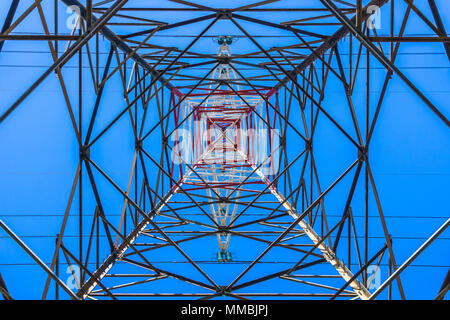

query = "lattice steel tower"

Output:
[[0, 0, 449, 300]]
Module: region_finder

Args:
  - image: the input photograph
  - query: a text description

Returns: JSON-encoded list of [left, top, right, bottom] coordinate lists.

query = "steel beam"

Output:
[[0, 0, 20, 52], [238, 150, 371, 299], [427, 0, 450, 61], [76, 135, 234, 298]]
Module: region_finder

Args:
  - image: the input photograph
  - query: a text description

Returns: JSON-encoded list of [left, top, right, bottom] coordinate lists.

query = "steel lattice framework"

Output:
[[0, 0, 449, 300]]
